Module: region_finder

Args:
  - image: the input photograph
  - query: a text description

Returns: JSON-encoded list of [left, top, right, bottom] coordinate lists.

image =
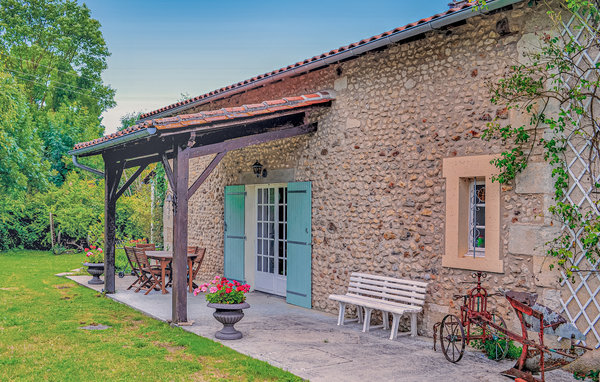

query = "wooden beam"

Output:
[[188, 123, 317, 159], [102, 159, 122, 294], [172, 145, 189, 323], [115, 162, 149, 200], [161, 154, 176, 193], [124, 153, 165, 169], [187, 152, 226, 199]]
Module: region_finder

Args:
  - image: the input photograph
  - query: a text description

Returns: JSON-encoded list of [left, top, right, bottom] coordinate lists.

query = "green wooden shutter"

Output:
[[286, 181, 312, 308], [224, 185, 245, 282]]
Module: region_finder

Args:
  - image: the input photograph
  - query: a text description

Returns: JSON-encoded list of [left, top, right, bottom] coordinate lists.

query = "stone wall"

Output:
[[164, 3, 561, 336]]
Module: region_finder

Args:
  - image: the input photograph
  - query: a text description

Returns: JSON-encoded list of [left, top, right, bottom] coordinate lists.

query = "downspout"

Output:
[[72, 155, 104, 177]]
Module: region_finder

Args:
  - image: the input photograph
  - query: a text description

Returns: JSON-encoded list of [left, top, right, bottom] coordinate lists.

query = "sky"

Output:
[[81, 0, 453, 134]]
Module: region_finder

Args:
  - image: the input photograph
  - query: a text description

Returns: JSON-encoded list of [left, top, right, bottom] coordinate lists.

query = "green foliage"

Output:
[[574, 369, 600, 381], [0, 71, 50, 195], [0, 0, 115, 114], [83, 245, 103, 263], [482, 1, 600, 280]]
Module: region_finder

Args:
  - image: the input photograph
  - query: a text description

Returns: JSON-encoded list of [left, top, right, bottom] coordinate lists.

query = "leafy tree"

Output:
[[0, 70, 50, 195], [0, 0, 115, 113], [0, 0, 115, 186]]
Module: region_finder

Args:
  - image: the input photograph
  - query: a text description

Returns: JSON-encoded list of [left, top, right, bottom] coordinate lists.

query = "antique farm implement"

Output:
[[434, 272, 589, 382]]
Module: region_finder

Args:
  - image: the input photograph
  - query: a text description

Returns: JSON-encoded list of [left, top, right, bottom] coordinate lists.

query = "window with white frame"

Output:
[[468, 178, 486, 258]]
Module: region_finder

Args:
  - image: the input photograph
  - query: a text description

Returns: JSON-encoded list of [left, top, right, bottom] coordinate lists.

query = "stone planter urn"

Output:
[[83, 262, 104, 285], [207, 302, 250, 340]]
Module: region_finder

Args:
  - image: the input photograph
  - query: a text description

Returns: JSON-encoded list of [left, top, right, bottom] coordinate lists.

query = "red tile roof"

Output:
[[139, 1, 478, 120], [73, 92, 333, 150]]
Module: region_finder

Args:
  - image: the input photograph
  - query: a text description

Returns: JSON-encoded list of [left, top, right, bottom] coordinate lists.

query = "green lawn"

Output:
[[0, 250, 301, 381]]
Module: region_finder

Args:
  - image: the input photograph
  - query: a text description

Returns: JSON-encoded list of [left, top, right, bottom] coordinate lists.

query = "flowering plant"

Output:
[[193, 276, 250, 304], [84, 245, 104, 263], [128, 238, 147, 245]]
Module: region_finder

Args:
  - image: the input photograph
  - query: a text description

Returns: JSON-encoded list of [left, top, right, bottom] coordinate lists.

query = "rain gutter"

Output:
[[68, 127, 157, 158]]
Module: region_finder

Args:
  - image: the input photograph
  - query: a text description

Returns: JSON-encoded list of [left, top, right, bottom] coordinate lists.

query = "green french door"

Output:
[[286, 181, 312, 308], [224, 185, 245, 282]]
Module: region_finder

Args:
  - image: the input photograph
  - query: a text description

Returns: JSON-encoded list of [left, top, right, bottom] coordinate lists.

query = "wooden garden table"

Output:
[[145, 251, 197, 294]]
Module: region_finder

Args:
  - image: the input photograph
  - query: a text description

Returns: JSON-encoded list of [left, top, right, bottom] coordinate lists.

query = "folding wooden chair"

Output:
[[136, 243, 159, 266], [124, 246, 145, 291], [135, 243, 156, 251], [134, 247, 166, 295], [189, 247, 206, 290]]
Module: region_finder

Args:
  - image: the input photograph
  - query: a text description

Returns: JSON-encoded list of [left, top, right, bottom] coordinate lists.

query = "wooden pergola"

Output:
[[69, 92, 333, 323]]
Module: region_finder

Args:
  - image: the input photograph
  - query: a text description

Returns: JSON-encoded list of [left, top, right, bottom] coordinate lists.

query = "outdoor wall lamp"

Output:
[[252, 161, 267, 178]]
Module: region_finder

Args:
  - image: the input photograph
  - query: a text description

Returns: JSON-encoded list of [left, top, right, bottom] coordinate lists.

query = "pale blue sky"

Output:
[[82, 1, 452, 133]]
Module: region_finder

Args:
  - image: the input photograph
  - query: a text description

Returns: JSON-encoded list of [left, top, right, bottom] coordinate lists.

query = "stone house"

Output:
[[142, 0, 572, 337]]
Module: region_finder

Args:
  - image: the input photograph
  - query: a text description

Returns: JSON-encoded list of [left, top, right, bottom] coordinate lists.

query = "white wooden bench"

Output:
[[328, 272, 428, 340]]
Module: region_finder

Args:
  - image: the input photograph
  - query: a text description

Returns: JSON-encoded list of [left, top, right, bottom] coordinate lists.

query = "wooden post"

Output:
[[172, 145, 189, 323], [49, 212, 55, 248], [103, 158, 123, 294]]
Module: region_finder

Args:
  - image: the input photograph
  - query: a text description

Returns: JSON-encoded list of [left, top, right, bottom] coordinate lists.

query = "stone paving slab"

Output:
[[65, 275, 575, 381]]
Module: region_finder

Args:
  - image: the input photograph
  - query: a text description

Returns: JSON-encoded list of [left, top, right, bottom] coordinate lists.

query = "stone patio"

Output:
[[65, 274, 574, 381]]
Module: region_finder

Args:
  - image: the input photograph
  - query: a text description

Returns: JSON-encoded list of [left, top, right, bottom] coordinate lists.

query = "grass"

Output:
[[0, 250, 301, 381]]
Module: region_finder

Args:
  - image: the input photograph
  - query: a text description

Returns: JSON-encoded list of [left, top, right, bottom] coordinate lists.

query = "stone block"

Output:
[[334, 76, 348, 91], [508, 224, 560, 256], [532, 255, 561, 288], [515, 162, 554, 194]]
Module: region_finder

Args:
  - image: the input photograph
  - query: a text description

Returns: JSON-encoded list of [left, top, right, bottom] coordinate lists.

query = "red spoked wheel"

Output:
[[440, 314, 466, 363]]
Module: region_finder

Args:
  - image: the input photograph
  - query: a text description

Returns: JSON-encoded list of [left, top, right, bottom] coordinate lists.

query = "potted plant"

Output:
[[194, 276, 251, 340], [83, 245, 104, 285]]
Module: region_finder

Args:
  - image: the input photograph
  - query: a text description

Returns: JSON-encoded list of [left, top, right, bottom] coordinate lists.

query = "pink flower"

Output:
[[98, 248, 102, 252], [87, 252, 93, 256], [200, 286, 208, 292], [193, 288, 200, 296], [209, 286, 218, 293]]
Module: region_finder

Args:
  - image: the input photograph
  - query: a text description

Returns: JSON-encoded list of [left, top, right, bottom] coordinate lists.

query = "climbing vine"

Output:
[[481, 0, 600, 280]]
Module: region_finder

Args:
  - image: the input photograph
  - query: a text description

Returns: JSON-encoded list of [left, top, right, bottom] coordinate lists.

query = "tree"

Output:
[[0, 0, 115, 113], [0, 70, 50, 195], [0, 0, 116, 185]]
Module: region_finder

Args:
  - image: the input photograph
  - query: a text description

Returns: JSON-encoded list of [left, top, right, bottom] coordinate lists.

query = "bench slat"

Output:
[[348, 286, 425, 305], [347, 285, 425, 304], [351, 272, 428, 288], [348, 278, 427, 294]]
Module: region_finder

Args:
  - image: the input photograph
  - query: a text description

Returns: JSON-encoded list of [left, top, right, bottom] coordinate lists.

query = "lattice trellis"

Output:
[[558, 10, 600, 348]]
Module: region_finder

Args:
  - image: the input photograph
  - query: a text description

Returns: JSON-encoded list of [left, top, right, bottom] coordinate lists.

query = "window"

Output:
[[442, 155, 503, 273], [468, 178, 486, 258]]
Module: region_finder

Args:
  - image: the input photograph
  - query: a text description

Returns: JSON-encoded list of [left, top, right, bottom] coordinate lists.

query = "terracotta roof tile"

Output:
[[73, 91, 334, 151], [139, 1, 480, 120]]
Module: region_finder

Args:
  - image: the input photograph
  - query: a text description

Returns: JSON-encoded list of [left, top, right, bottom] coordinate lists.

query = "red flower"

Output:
[[236, 286, 243, 292], [225, 288, 232, 293], [217, 285, 222, 290], [84, 248, 89, 252], [90, 245, 96, 249]]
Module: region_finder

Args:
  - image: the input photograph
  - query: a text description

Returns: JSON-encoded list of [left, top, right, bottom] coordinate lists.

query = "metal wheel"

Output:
[[440, 314, 466, 363], [486, 313, 509, 361]]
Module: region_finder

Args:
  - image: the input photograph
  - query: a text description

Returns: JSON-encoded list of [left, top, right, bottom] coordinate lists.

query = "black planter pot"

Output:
[[83, 262, 104, 285], [207, 302, 250, 340]]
